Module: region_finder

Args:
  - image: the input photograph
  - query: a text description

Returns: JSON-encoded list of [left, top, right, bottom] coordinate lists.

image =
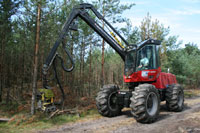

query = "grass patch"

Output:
[[0, 108, 99, 133], [184, 89, 200, 98]]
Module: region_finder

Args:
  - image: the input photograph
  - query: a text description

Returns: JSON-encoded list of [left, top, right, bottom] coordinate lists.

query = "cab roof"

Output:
[[137, 39, 161, 49]]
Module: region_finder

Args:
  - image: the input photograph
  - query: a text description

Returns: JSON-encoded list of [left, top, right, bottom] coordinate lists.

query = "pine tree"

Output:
[[0, 0, 20, 102], [31, 0, 41, 115]]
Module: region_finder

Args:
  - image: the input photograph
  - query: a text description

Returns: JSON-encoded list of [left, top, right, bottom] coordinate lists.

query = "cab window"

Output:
[[136, 45, 157, 71]]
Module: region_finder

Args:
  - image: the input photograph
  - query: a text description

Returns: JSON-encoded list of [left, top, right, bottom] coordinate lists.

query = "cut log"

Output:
[[48, 108, 80, 119], [0, 118, 10, 122], [48, 109, 60, 119]]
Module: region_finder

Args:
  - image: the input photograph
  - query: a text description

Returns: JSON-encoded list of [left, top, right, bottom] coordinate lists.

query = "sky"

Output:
[[120, 0, 200, 47]]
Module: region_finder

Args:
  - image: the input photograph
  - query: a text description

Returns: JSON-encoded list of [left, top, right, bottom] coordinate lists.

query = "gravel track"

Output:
[[39, 96, 200, 133]]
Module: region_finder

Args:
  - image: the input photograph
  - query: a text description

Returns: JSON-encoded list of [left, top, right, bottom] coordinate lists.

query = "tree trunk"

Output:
[[101, 5, 105, 87], [82, 39, 85, 96], [40, 37, 44, 82], [31, 2, 41, 115], [70, 35, 74, 92], [0, 38, 4, 102], [20, 35, 26, 101], [79, 37, 83, 96], [6, 50, 12, 104], [89, 43, 92, 96]]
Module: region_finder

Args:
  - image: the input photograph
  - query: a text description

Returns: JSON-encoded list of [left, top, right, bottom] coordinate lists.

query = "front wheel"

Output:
[[96, 84, 122, 117], [130, 84, 160, 123]]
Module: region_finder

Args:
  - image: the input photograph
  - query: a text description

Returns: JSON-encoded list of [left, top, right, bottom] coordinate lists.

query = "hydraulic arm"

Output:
[[39, 3, 129, 112], [42, 3, 130, 89]]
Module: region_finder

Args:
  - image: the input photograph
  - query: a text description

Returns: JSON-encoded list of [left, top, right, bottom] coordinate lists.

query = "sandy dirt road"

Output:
[[39, 96, 200, 133]]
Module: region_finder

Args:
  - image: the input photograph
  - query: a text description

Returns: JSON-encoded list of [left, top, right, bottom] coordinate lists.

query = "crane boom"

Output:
[[43, 3, 128, 74], [39, 3, 130, 111]]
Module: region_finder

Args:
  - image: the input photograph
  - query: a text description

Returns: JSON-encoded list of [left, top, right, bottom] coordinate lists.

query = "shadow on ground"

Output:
[[119, 103, 191, 123]]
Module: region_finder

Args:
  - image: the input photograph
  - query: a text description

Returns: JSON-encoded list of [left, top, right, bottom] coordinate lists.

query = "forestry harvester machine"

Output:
[[37, 3, 184, 123]]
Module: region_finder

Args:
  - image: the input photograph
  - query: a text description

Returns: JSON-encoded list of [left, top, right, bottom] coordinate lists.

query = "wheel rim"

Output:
[[146, 92, 158, 116], [178, 90, 184, 107], [108, 92, 118, 111]]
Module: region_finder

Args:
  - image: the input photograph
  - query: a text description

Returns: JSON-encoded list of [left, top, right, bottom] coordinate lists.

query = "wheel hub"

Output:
[[146, 92, 158, 116], [108, 92, 118, 111], [147, 95, 153, 108], [178, 90, 184, 107]]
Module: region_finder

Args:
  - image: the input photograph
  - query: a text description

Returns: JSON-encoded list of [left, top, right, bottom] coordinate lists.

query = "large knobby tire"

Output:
[[166, 84, 184, 112], [96, 84, 122, 117], [130, 84, 160, 123]]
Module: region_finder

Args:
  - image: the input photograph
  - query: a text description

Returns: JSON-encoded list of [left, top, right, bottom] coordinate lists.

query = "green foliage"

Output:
[[92, 0, 134, 23], [140, 13, 169, 41], [120, 19, 140, 44], [167, 43, 200, 88]]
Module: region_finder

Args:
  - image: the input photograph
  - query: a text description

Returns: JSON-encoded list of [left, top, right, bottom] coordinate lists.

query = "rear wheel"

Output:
[[166, 84, 184, 111], [96, 84, 122, 117], [130, 84, 160, 123]]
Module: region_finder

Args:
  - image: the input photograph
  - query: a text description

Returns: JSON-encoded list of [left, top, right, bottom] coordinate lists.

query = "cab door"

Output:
[[135, 44, 161, 82]]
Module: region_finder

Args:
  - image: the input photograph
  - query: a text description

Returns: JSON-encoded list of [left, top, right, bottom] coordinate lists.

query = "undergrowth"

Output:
[[1, 89, 199, 133], [0, 97, 99, 133], [0, 109, 99, 133]]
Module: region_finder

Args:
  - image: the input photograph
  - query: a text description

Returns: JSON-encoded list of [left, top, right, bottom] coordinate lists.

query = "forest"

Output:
[[0, 0, 200, 115]]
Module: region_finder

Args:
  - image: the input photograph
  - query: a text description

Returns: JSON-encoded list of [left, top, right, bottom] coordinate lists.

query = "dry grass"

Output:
[[184, 89, 200, 98]]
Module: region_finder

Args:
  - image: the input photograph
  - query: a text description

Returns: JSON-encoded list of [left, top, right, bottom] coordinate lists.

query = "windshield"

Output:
[[136, 45, 156, 71], [125, 50, 136, 76]]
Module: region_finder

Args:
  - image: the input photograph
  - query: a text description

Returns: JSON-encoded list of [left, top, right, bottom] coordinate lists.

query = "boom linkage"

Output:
[[42, 3, 128, 89]]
